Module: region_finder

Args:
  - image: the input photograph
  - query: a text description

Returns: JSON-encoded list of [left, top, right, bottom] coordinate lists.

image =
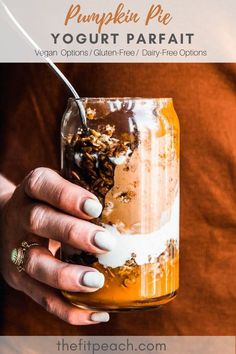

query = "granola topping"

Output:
[[63, 124, 137, 204]]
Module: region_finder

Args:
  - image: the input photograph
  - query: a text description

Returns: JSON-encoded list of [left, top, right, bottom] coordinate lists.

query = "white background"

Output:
[[0, 0, 235, 62]]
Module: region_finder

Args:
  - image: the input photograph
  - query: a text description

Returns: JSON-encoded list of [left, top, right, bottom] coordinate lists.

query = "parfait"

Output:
[[61, 97, 179, 311]]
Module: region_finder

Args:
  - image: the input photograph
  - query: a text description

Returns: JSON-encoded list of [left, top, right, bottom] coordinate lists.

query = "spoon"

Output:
[[0, 0, 87, 129]]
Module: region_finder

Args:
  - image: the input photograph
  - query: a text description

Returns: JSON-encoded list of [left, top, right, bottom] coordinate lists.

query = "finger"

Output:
[[23, 167, 102, 219], [19, 273, 109, 325], [24, 246, 105, 292], [23, 203, 116, 253]]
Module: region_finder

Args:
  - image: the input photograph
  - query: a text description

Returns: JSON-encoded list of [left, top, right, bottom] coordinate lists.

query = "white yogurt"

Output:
[[108, 147, 132, 165], [97, 193, 179, 268], [62, 193, 179, 269]]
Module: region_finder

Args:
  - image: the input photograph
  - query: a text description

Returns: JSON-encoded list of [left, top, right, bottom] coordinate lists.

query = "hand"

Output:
[[0, 168, 116, 325]]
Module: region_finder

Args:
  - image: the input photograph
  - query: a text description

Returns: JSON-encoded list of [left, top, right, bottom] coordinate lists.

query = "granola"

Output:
[[63, 124, 138, 204]]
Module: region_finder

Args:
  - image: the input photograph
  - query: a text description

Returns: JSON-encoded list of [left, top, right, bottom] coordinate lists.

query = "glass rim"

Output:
[[69, 97, 173, 102]]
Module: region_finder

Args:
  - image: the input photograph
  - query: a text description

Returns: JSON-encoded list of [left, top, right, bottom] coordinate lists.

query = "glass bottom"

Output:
[[63, 290, 178, 312], [62, 253, 179, 312]]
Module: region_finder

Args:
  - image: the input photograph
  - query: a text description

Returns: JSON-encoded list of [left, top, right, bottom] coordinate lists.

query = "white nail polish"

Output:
[[82, 272, 105, 288], [94, 231, 117, 251], [83, 199, 103, 218], [91, 312, 110, 323]]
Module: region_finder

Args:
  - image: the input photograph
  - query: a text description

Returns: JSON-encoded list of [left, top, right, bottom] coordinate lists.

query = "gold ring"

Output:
[[10, 241, 40, 272]]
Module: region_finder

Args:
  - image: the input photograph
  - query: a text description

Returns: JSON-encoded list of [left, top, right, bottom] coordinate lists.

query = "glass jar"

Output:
[[61, 97, 180, 311]]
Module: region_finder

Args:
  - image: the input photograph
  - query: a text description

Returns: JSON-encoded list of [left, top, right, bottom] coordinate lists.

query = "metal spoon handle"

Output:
[[47, 61, 87, 128], [0, 0, 87, 127]]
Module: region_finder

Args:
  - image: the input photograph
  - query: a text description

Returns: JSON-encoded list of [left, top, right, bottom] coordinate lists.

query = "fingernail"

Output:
[[83, 199, 103, 218], [91, 312, 110, 323], [94, 231, 116, 251], [82, 271, 105, 288]]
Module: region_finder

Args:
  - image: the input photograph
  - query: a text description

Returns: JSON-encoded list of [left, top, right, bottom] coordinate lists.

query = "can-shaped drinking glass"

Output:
[[61, 97, 180, 311]]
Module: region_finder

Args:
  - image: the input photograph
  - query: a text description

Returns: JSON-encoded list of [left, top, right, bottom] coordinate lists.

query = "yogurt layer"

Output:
[[98, 193, 179, 268]]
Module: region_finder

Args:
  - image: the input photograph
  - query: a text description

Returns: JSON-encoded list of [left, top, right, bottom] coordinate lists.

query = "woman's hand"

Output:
[[0, 168, 116, 325]]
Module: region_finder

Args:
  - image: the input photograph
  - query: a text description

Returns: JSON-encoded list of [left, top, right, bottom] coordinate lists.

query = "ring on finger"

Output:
[[11, 241, 40, 272]]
